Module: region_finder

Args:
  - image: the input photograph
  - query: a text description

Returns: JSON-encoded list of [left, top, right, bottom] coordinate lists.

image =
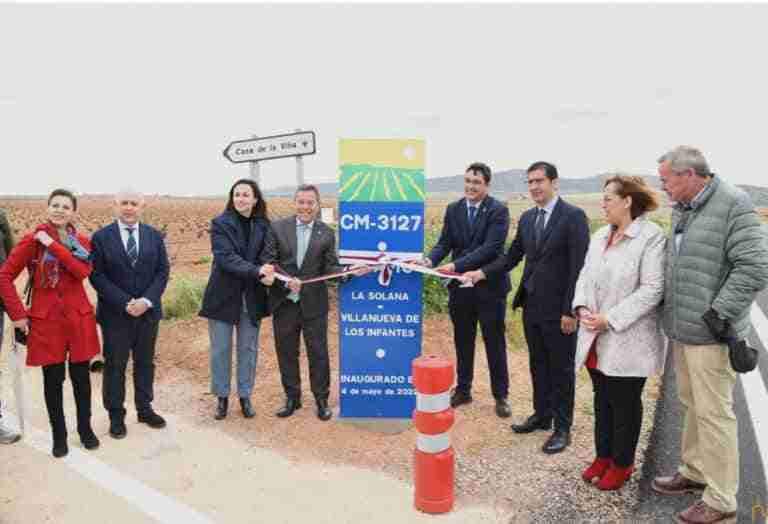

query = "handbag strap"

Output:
[[23, 252, 38, 307]]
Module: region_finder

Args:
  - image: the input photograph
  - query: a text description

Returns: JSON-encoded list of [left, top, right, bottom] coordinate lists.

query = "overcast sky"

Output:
[[2, 3, 767, 195]]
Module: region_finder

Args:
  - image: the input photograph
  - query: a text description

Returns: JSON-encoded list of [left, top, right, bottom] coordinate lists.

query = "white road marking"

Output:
[[747, 303, 768, 487], [2, 413, 215, 524]]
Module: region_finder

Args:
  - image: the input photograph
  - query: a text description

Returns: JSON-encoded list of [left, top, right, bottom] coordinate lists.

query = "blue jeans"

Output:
[[208, 307, 260, 398]]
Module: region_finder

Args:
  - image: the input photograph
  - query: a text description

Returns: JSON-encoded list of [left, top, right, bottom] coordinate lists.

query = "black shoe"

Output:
[[542, 430, 571, 454], [316, 399, 332, 421], [495, 398, 511, 418], [138, 411, 167, 429], [89, 360, 104, 373], [450, 390, 473, 408], [511, 414, 552, 434], [52, 438, 69, 458], [109, 419, 127, 439], [215, 397, 228, 420], [275, 398, 302, 418], [80, 430, 100, 450], [240, 398, 255, 419]]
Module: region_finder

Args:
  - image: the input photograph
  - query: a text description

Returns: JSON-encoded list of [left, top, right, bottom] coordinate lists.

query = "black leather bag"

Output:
[[14, 327, 27, 346], [13, 266, 35, 346], [727, 339, 759, 374]]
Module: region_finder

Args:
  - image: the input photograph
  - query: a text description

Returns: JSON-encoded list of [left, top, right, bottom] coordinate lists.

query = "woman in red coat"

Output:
[[0, 189, 100, 457]]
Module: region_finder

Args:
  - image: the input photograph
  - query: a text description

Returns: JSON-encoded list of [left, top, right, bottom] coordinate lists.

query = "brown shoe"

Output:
[[651, 472, 707, 495], [673, 500, 736, 523]]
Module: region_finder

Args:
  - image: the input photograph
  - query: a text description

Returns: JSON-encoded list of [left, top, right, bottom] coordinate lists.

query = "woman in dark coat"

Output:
[[199, 179, 273, 420], [0, 189, 100, 457]]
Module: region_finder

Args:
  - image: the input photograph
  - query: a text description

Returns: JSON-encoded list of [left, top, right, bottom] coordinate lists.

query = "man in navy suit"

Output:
[[90, 190, 170, 439], [421, 162, 512, 418], [465, 161, 589, 453]]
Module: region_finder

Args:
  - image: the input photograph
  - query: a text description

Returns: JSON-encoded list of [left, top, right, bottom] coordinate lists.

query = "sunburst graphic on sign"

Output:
[[339, 165, 425, 202]]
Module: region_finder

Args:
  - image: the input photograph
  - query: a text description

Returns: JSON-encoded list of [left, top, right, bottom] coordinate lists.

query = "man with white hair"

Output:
[[652, 146, 768, 524], [89, 190, 170, 439]]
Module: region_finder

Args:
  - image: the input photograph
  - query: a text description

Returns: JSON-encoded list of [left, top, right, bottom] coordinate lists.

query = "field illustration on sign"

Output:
[[339, 165, 425, 202]]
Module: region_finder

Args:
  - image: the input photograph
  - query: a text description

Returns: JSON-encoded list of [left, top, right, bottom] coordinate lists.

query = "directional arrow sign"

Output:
[[223, 131, 316, 163]]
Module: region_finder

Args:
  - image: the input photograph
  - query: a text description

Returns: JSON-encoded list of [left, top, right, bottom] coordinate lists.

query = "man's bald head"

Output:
[[114, 188, 146, 226]]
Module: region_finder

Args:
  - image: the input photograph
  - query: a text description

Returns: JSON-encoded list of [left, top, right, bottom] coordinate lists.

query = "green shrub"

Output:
[[163, 276, 207, 320], [422, 226, 449, 315]]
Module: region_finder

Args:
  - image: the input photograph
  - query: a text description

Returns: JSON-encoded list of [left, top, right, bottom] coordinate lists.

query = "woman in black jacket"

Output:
[[199, 179, 274, 420]]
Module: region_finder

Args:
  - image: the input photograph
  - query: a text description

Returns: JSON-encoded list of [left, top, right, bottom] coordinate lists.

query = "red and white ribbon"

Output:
[[268, 252, 472, 287], [272, 265, 358, 285], [340, 251, 472, 287]]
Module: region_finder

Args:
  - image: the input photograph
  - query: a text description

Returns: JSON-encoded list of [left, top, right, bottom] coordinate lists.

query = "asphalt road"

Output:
[[635, 291, 768, 523]]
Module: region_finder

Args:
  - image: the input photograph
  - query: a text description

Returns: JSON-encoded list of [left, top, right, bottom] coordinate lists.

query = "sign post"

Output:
[[248, 135, 261, 185], [223, 130, 316, 186], [337, 139, 426, 418]]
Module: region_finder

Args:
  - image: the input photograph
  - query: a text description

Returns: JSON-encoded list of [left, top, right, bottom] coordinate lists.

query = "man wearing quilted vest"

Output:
[[651, 145, 768, 524]]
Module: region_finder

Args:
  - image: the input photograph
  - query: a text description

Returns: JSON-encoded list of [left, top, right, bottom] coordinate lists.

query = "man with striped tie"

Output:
[[90, 189, 170, 439]]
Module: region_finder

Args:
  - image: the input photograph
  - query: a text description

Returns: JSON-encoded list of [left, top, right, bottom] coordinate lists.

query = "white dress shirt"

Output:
[[117, 219, 152, 308], [465, 198, 486, 224], [117, 219, 141, 255], [536, 195, 559, 229]]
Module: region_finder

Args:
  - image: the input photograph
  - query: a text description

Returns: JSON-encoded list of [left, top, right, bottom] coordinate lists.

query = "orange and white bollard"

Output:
[[412, 355, 455, 514]]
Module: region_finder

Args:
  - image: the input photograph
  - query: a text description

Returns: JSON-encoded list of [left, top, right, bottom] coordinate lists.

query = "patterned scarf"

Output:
[[35, 224, 91, 289]]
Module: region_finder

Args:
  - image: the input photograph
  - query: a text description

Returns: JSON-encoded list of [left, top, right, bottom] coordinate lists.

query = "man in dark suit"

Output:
[[90, 190, 170, 439], [421, 162, 512, 418], [264, 184, 367, 421], [465, 161, 589, 453]]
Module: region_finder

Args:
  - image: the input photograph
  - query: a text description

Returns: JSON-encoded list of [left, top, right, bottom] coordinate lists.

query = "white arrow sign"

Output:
[[223, 131, 316, 163]]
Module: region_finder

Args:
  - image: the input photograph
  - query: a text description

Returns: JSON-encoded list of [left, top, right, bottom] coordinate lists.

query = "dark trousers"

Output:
[[101, 315, 159, 420], [272, 301, 330, 402], [42, 360, 92, 439], [522, 309, 576, 431], [448, 289, 509, 399], [588, 368, 647, 468]]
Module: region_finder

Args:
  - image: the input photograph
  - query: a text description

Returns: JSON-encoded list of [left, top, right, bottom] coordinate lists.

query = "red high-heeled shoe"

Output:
[[581, 457, 612, 482], [596, 464, 634, 491]]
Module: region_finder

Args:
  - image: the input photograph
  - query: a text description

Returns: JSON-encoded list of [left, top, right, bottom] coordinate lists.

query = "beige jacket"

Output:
[[572, 216, 667, 377]]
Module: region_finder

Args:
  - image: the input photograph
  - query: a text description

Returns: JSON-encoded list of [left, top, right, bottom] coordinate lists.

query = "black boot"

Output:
[[215, 397, 228, 420], [43, 364, 68, 458], [70, 362, 99, 450], [240, 397, 255, 418]]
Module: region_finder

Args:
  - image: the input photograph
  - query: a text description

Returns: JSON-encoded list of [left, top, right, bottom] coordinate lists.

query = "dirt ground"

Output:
[[147, 289, 661, 522], [1, 305, 660, 523]]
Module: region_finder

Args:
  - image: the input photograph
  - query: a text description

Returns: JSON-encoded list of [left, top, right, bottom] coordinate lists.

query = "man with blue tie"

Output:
[[90, 189, 170, 439], [465, 161, 590, 453], [264, 185, 368, 421], [421, 162, 512, 418]]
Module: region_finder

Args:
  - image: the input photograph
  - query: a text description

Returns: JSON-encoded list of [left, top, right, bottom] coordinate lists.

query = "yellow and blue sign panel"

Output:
[[338, 139, 425, 418]]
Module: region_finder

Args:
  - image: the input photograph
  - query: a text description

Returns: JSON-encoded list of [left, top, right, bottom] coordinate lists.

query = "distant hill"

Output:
[[264, 170, 661, 198], [265, 171, 768, 207]]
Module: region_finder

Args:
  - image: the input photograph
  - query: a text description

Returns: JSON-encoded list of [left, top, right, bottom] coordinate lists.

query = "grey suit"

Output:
[[264, 216, 345, 401]]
